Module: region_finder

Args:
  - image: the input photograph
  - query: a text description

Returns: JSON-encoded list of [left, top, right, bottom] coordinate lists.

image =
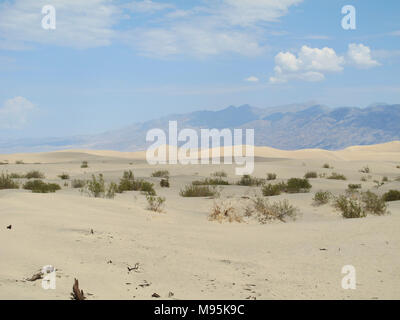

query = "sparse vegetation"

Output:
[[192, 178, 229, 185], [237, 175, 264, 186], [0, 173, 19, 189], [252, 197, 299, 223], [382, 176, 389, 182], [9, 173, 25, 179], [72, 179, 86, 188], [313, 190, 332, 206], [209, 200, 242, 223], [146, 195, 166, 212], [180, 184, 217, 197], [304, 171, 318, 179], [382, 190, 400, 202], [327, 172, 347, 180], [362, 191, 388, 216], [160, 178, 170, 188], [211, 171, 227, 178], [285, 178, 312, 193], [151, 170, 169, 178], [322, 163, 331, 169], [25, 170, 45, 179], [58, 173, 70, 180], [266, 173, 277, 181], [81, 161, 89, 168], [262, 183, 285, 196], [117, 170, 156, 195], [348, 184, 362, 190], [333, 195, 366, 219], [23, 180, 61, 193], [15, 160, 24, 165], [85, 174, 106, 198], [360, 166, 370, 174], [361, 176, 368, 182]]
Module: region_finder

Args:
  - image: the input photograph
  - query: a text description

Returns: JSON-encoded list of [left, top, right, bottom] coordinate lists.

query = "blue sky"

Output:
[[0, 0, 399, 138]]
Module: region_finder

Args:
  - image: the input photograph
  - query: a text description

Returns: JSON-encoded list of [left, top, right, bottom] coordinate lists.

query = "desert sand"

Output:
[[1, 142, 400, 300]]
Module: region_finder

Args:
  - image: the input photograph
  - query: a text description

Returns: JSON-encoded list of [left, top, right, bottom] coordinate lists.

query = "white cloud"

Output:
[[269, 45, 344, 83], [124, 0, 174, 13], [245, 76, 259, 82], [347, 43, 381, 69], [0, 97, 35, 129]]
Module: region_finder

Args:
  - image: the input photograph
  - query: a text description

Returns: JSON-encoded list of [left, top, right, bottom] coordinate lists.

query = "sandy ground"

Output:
[[1, 142, 400, 300]]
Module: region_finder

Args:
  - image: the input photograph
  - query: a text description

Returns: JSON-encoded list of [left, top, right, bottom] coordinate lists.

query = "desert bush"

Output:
[[106, 182, 118, 199], [180, 184, 217, 197], [360, 176, 368, 182], [373, 180, 384, 188], [151, 170, 169, 178], [382, 176, 389, 182], [136, 180, 156, 195], [0, 161, 8, 165], [160, 178, 170, 188], [262, 183, 285, 196], [348, 184, 362, 190], [252, 197, 298, 223], [25, 170, 45, 179], [327, 172, 347, 180], [304, 171, 318, 179], [209, 200, 242, 223], [285, 178, 312, 193], [322, 163, 331, 169], [15, 160, 24, 164], [382, 190, 400, 202], [313, 190, 332, 206], [361, 191, 387, 216], [9, 173, 25, 179], [23, 180, 61, 193], [360, 166, 370, 174], [72, 179, 86, 188], [211, 171, 227, 178], [81, 161, 89, 168], [192, 178, 229, 186], [237, 175, 265, 186], [118, 170, 135, 192], [333, 195, 366, 219], [397, 165, 400, 169], [58, 173, 70, 180], [266, 173, 277, 181], [146, 195, 166, 212], [85, 174, 106, 198], [0, 173, 19, 189]]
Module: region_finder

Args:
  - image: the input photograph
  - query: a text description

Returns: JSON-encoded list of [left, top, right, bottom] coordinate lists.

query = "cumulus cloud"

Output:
[[270, 43, 381, 83], [269, 45, 344, 83], [347, 43, 381, 69], [0, 97, 35, 129]]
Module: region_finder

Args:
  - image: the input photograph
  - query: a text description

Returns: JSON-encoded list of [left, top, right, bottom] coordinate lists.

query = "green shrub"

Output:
[[266, 173, 277, 181], [146, 195, 166, 212], [72, 179, 86, 188], [137, 180, 156, 195], [85, 174, 106, 198], [322, 163, 331, 169], [333, 195, 366, 219], [81, 161, 89, 168], [211, 171, 227, 178], [23, 180, 61, 193], [237, 175, 264, 186], [327, 172, 347, 180], [25, 170, 45, 179], [382, 176, 389, 182], [106, 182, 118, 199], [348, 184, 362, 190], [151, 170, 169, 178], [118, 170, 135, 192], [160, 178, 170, 188], [0, 173, 20, 189], [382, 190, 400, 202], [180, 184, 217, 197], [313, 190, 332, 205], [58, 173, 70, 180], [362, 191, 388, 216], [262, 183, 285, 196], [285, 178, 312, 193], [192, 178, 229, 186], [15, 160, 24, 164], [253, 197, 298, 223], [9, 173, 25, 179], [304, 171, 318, 179]]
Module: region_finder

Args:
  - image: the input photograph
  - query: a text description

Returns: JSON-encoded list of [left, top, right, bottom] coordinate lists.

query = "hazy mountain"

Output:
[[1, 103, 399, 153]]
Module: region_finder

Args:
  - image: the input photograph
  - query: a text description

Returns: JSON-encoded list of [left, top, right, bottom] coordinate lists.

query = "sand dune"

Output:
[[0, 142, 399, 300]]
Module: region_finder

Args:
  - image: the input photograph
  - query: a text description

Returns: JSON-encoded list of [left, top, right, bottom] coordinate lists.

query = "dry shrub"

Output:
[[209, 200, 243, 223]]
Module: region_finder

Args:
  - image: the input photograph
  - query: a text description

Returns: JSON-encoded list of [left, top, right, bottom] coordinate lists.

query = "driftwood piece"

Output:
[[71, 278, 86, 300], [26, 271, 43, 282]]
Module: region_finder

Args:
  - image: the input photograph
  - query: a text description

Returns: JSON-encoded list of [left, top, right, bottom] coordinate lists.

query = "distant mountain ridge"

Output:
[[1, 103, 399, 153]]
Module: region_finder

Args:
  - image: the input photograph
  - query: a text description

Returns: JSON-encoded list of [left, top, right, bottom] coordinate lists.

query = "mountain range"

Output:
[[1, 103, 399, 153]]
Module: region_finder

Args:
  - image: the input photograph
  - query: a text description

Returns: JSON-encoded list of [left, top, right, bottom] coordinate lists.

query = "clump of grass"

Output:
[[211, 171, 227, 178], [262, 183, 285, 196], [160, 178, 170, 188], [313, 190, 332, 206], [106, 182, 118, 199], [23, 180, 61, 193], [237, 175, 265, 186], [9, 173, 25, 179], [360, 166, 370, 174], [0, 173, 20, 189], [285, 178, 312, 193], [304, 171, 318, 179], [151, 170, 169, 178], [382, 190, 400, 202], [333, 195, 366, 219], [58, 173, 70, 180], [72, 179, 86, 188], [327, 172, 347, 180], [348, 184, 362, 190], [25, 170, 45, 179], [209, 200, 242, 223], [252, 197, 299, 223], [81, 161, 89, 168], [192, 178, 229, 186], [180, 184, 217, 197], [266, 173, 277, 181], [146, 195, 166, 212]]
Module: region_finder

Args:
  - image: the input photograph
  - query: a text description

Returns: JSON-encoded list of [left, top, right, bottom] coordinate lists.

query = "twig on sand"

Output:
[[26, 271, 43, 282], [71, 278, 86, 300]]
